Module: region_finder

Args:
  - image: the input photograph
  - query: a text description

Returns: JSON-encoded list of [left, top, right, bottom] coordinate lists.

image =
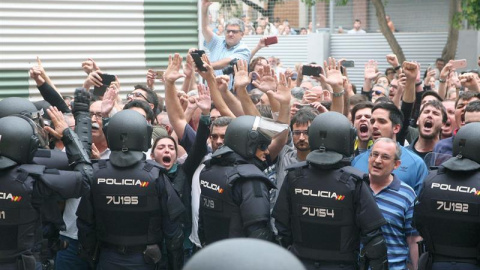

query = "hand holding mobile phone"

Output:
[[93, 73, 116, 96], [190, 50, 207, 72], [156, 71, 165, 78], [264, 36, 278, 46], [451, 59, 467, 69], [302, 65, 322, 77]]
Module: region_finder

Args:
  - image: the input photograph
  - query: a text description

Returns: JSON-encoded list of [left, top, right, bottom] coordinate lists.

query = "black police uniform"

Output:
[[414, 166, 480, 270], [0, 118, 92, 270], [273, 163, 387, 270], [76, 159, 185, 270], [198, 151, 275, 246]]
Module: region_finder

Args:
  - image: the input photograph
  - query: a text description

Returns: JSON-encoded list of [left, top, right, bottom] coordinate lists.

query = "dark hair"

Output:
[[249, 57, 267, 72], [290, 108, 316, 130], [465, 100, 480, 113], [354, 19, 362, 23], [256, 104, 273, 118], [455, 91, 480, 108], [374, 96, 391, 104], [351, 101, 374, 124], [419, 100, 447, 124], [372, 102, 404, 129], [436, 58, 445, 63], [211, 116, 232, 133], [134, 84, 159, 113], [421, 90, 443, 103], [349, 94, 368, 108], [151, 135, 178, 156], [123, 99, 155, 123], [385, 67, 395, 76]]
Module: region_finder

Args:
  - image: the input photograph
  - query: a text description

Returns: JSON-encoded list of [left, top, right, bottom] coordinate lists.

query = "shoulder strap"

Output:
[[227, 164, 276, 190]]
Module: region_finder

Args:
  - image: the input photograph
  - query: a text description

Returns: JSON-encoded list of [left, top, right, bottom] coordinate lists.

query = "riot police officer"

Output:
[[414, 122, 480, 270], [198, 115, 288, 246], [272, 111, 388, 270], [76, 109, 185, 270], [0, 108, 92, 270]]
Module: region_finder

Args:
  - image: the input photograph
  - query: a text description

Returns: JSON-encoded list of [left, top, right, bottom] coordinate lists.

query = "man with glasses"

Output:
[[371, 84, 389, 103], [201, 0, 250, 77], [127, 85, 159, 115], [368, 138, 420, 270]]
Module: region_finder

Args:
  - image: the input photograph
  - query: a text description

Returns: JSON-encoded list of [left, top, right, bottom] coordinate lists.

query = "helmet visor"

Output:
[[252, 117, 289, 140]]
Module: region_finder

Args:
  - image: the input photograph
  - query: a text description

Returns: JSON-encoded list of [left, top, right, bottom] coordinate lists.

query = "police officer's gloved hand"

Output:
[[72, 88, 91, 114]]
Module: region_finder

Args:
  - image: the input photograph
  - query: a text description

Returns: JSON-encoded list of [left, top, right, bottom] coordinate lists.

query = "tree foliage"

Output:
[[453, 0, 480, 30]]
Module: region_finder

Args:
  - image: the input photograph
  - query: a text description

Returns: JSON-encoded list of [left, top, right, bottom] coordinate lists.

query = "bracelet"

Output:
[[333, 90, 345, 97], [415, 81, 423, 87], [439, 78, 446, 83], [394, 65, 401, 71]]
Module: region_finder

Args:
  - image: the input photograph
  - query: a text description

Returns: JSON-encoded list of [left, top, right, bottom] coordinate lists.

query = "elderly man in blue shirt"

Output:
[[201, 0, 251, 82]]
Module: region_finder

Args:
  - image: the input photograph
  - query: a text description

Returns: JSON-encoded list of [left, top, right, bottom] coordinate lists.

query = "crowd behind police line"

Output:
[[1, 8, 480, 270]]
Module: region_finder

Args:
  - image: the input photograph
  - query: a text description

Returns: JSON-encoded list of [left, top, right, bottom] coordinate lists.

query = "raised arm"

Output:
[[363, 60, 382, 95], [234, 59, 261, 116], [250, 37, 268, 59], [438, 61, 453, 99], [201, 0, 214, 43], [217, 75, 244, 116], [164, 53, 189, 140], [321, 57, 344, 114]]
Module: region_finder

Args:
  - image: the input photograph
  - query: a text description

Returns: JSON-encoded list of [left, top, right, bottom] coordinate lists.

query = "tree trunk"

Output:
[[267, 0, 276, 23], [442, 0, 461, 61], [371, 0, 406, 64], [241, 0, 269, 18]]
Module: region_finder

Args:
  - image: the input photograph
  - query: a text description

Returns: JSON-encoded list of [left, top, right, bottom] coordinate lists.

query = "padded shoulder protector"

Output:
[[226, 164, 276, 190], [285, 161, 309, 171], [39, 170, 86, 198], [337, 166, 368, 183], [17, 164, 46, 176]]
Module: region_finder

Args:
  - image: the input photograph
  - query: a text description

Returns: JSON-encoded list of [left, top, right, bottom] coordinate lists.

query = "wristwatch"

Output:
[[394, 65, 401, 71], [439, 78, 446, 83], [333, 90, 345, 97]]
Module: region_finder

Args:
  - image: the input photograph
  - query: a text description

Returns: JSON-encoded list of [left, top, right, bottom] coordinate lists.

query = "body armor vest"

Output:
[[92, 160, 163, 246], [414, 167, 480, 262], [286, 163, 363, 263], [0, 165, 42, 262], [199, 161, 271, 245]]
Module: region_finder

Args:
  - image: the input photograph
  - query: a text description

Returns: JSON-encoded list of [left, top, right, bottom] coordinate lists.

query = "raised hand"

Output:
[[44, 106, 69, 140], [184, 53, 195, 78], [198, 54, 215, 80], [81, 58, 100, 74], [165, 53, 186, 84], [233, 59, 251, 91], [439, 61, 453, 81], [252, 65, 277, 93], [459, 73, 480, 92], [196, 83, 212, 114], [101, 80, 119, 117], [29, 66, 46, 85], [267, 72, 291, 106], [146, 69, 157, 89], [364, 60, 382, 80], [322, 57, 343, 89], [397, 72, 407, 93], [402, 61, 419, 81], [84, 70, 103, 89], [216, 75, 230, 93], [386, 54, 399, 67]]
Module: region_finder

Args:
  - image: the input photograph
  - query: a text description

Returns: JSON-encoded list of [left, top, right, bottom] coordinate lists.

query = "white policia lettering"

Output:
[[302, 206, 335, 218], [294, 188, 340, 199], [436, 201, 469, 213], [431, 183, 478, 194], [0, 192, 18, 200], [201, 180, 222, 192], [106, 195, 139, 205], [97, 178, 148, 186], [0, 211, 5, 219]]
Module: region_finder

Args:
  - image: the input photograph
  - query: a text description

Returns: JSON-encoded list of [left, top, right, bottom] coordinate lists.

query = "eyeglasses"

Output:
[[373, 90, 385, 96], [90, 112, 102, 119], [226, 29, 242, 34], [127, 92, 150, 102], [369, 151, 394, 161], [210, 134, 225, 140], [292, 130, 309, 137], [258, 143, 269, 151]]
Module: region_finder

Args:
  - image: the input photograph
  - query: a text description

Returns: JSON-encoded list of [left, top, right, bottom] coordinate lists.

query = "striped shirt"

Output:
[[370, 175, 419, 270], [204, 34, 251, 89]]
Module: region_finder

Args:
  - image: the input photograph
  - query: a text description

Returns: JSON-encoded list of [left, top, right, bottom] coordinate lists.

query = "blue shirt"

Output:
[[370, 176, 418, 270], [204, 34, 251, 89], [352, 144, 428, 195]]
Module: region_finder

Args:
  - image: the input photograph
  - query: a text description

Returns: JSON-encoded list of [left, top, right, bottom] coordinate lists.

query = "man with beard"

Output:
[[433, 91, 480, 155], [351, 102, 374, 156], [407, 100, 447, 159], [352, 102, 428, 195]]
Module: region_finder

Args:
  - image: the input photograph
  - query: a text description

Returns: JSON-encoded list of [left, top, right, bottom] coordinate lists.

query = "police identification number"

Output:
[[302, 206, 335, 218], [106, 195, 138, 205], [436, 200, 469, 213], [200, 195, 222, 211]]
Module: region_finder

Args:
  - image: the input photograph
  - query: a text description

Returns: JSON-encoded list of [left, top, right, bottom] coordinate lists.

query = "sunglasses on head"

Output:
[[373, 90, 385, 96]]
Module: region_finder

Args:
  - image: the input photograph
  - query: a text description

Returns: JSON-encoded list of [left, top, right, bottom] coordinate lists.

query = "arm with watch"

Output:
[[438, 62, 453, 100], [321, 57, 344, 114]]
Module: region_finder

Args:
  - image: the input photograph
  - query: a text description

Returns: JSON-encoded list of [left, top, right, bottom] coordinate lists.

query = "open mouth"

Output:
[[162, 156, 171, 164], [91, 122, 100, 130], [360, 124, 368, 134], [372, 130, 381, 138], [423, 120, 433, 132], [461, 114, 465, 125]]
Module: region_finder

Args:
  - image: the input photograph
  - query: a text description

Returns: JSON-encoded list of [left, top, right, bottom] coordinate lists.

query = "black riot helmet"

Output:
[[184, 238, 305, 270], [105, 109, 153, 167], [220, 115, 288, 159], [442, 122, 480, 171], [307, 111, 356, 166], [0, 116, 41, 168]]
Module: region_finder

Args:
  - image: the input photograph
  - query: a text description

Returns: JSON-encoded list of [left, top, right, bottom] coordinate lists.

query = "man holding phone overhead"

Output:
[[201, 0, 250, 80]]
